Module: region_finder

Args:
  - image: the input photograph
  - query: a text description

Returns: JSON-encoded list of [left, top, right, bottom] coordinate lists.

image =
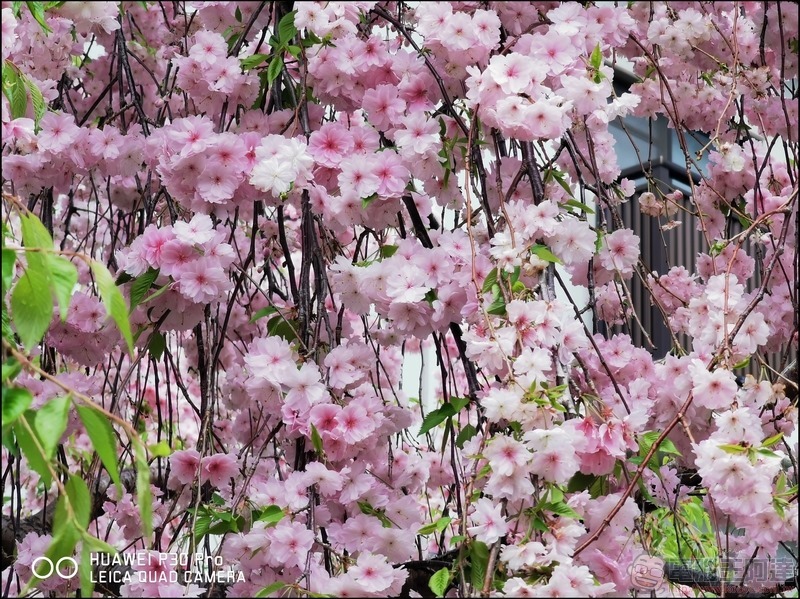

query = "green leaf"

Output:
[[2, 387, 32, 427], [540, 500, 581, 520], [76, 404, 123, 499], [455, 423, 477, 449], [128, 267, 159, 313], [450, 397, 470, 412], [45, 255, 77, 320], [546, 168, 575, 198], [530, 244, 562, 264], [481, 268, 498, 294], [358, 501, 393, 527], [249, 306, 278, 323], [419, 398, 469, 436], [194, 514, 212, 540], [256, 505, 285, 526], [310, 422, 324, 455], [39, 521, 78, 582], [12, 412, 52, 487], [66, 474, 91, 528], [255, 582, 288, 598], [81, 534, 118, 558], [486, 291, 506, 316], [429, 567, 450, 598], [91, 260, 134, 355], [379, 244, 398, 259], [148, 331, 166, 360], [562, 198, 595, 214], [148, 440, 171, 457], [638, 431, 681, 457], [34, 395, 71, 460], [2, 63, 28, 119], [567, 472, 597, 493], [79, 542, 94, 599], [1, 248, 15, 295], [11, 268, 52, 351], [762, 432, 783, 447], [241, 53, 270, 70], [732, 357, 750, 370], [418, 516, 452, 536], [25, 0, 52, 32], [133, 440, 153, 544], [719, 443, 747, 454], [22, 75, 46, 124], [278, 10, 297, 43], [267, 314, 297, 342], [469, 540, 490, 591], [267, 55, 284, 84], [590, 44, 602, 69], [1, 357, 22, 382], [1, 302, 14, 346], [361, 192, 378, 210]]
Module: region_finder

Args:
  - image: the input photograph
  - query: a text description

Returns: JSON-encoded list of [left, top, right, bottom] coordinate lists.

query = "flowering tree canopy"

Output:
[[1, 1, 798, 598]]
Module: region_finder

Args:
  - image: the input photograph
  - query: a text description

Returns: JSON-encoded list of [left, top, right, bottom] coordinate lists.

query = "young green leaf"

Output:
[[11, 270, 52, 351], [25, 0, 52, 32], [310, 423, 324, 454], [257, 505, 285, 526], [762, 432, 784, 447], [1, 248, 15, 294], [469, 541, 490, 591], [79, 542, 94, 598], [419, 404, 456, 436], [128, 267, 159, 313], [76, 404, 123, 498], [45, 255, 77, 320], [133, 440, 153, 544], [540, 500, 581, 519], [486, 291, 506, 316], [278, 10, 297, 43], [267, 313, 297, 342], [267, 55, 284, 84], [12, 412, 52, 487], [255, 582, 288, 598], [39, 521, 79, 582], [481, 268, 498, 293], [530, 244, 562, 264], [148, 331, 166, 360], [66, 474, 92, 528], [590, 44, 603, 70], [91, 260, 134, 355], [455, 423, 477, 449], [562, 198, 595, 214], [20, 210, 54, 254], [241, 53, 271, 70], [22, 74, 46, 124], [249, 306, 278, 323], [2, 387, 32, 427], [428, 567, 451, 598], [148, 439, 172, 457], [33, 395, 70, 459], [418, 397, 469, 436], [418, 516, 452, 535], [2, 64, 28, 119]]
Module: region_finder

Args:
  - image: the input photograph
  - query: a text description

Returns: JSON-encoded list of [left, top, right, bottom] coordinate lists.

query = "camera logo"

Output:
[[30, 556, 79, 580]]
